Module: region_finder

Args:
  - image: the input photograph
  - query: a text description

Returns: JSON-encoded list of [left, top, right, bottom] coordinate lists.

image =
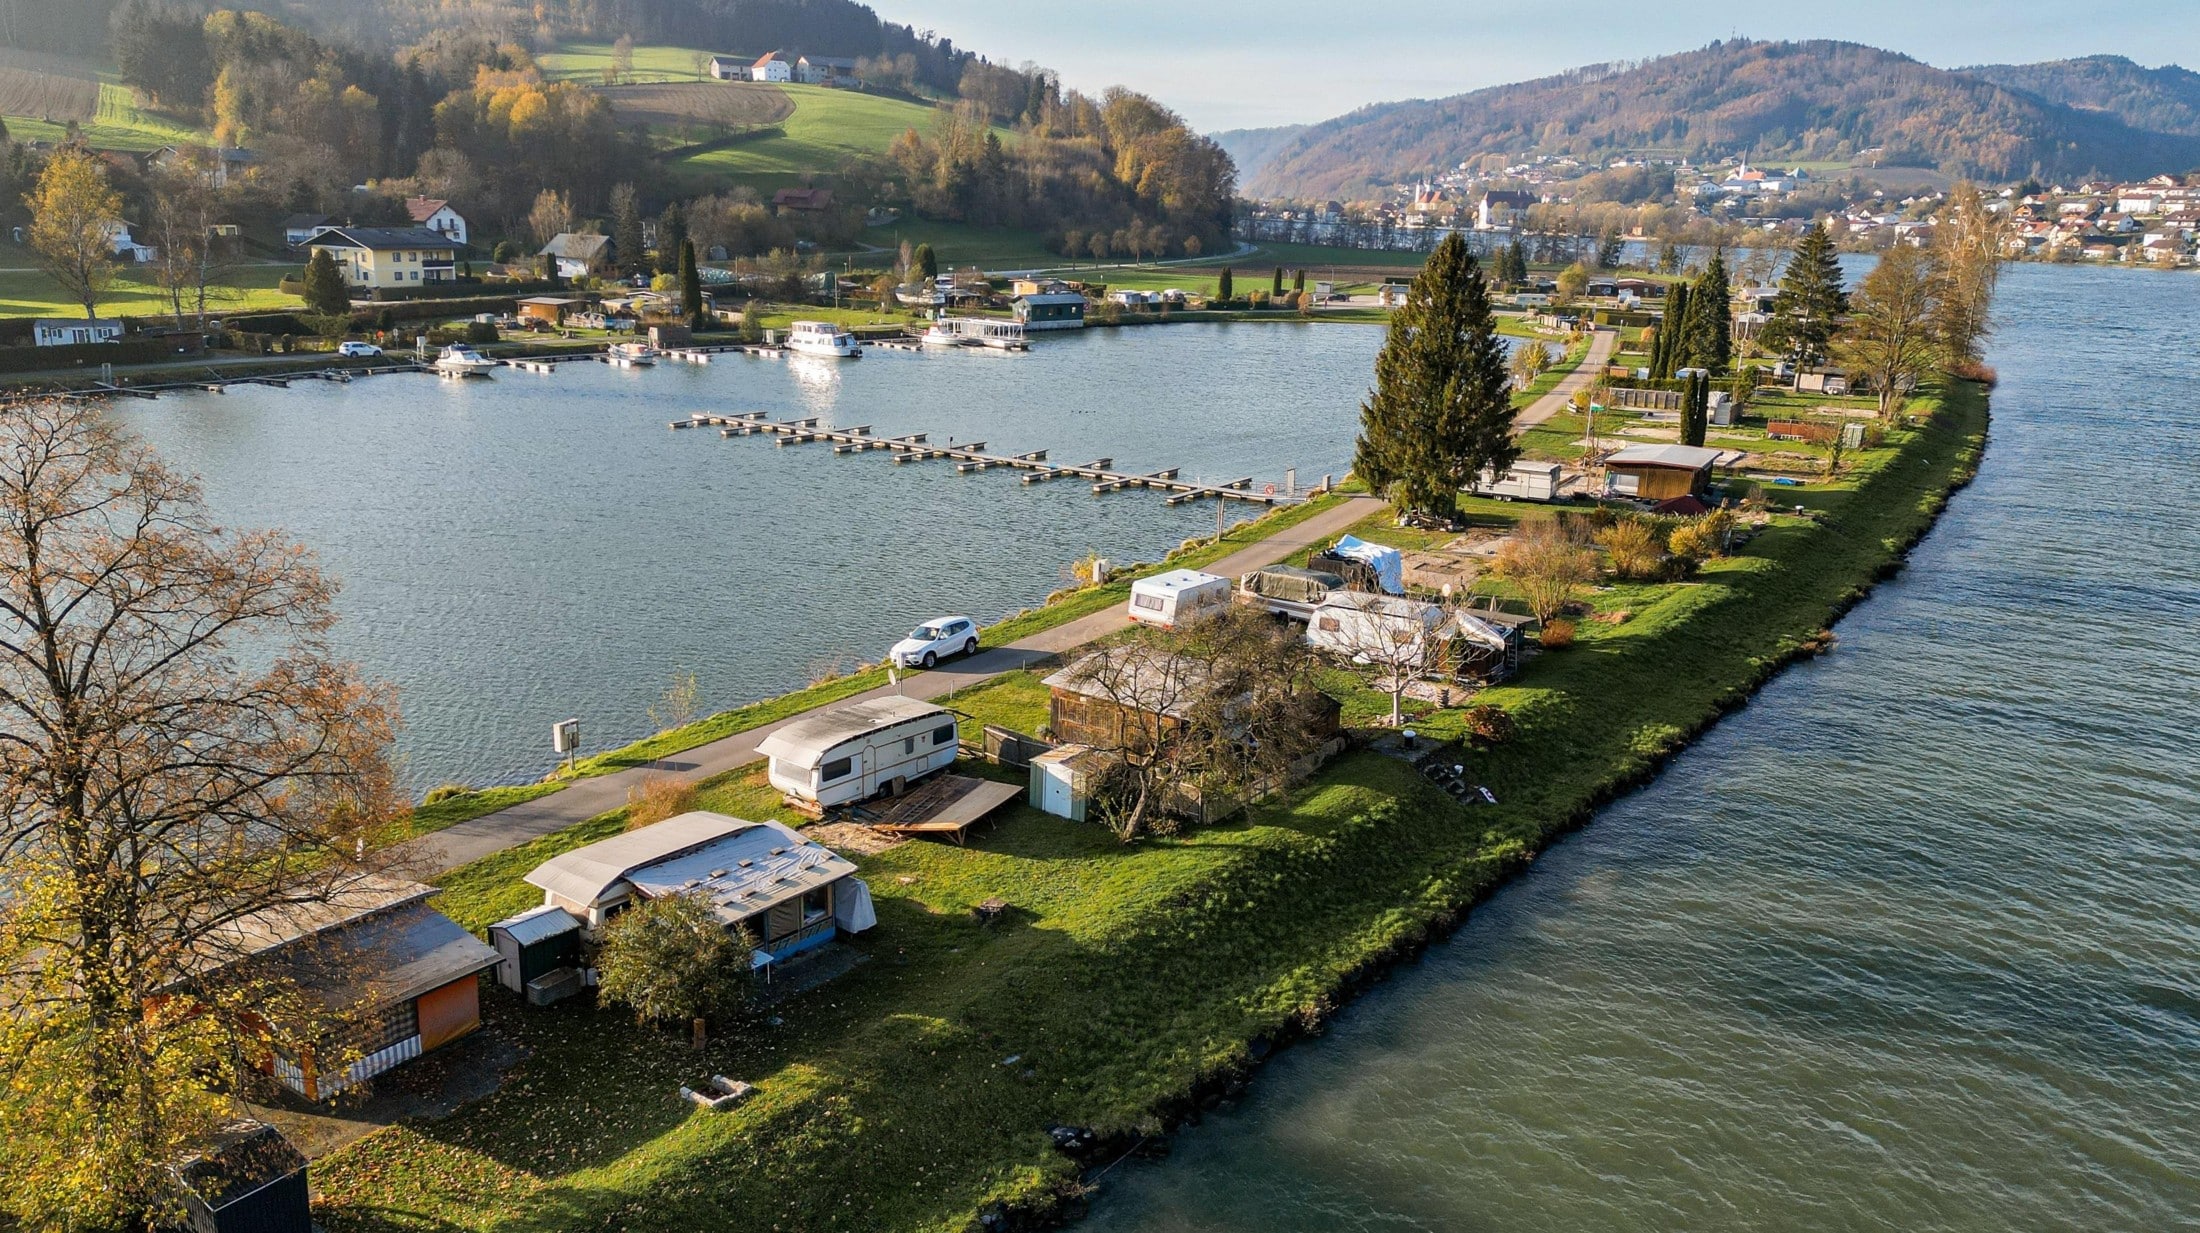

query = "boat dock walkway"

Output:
[[670, 411, 1296, 505]]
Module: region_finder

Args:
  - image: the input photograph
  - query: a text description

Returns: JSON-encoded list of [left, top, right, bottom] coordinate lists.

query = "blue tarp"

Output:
[[1332, 535, 1404, 594]]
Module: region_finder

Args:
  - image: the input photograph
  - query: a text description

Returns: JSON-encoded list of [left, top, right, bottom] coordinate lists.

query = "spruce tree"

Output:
[[1680, 372, 1709, 447], [301, 248, 350, 316], [679, 240, 704, 326], [1353, 233, 1518, 521], [913, 242, 938, 282], [1762, 222, 1847, 369], [1683, 249, 1732, 374], [1653, 282, 1689, 380], [1217, 266, 1233, 302]]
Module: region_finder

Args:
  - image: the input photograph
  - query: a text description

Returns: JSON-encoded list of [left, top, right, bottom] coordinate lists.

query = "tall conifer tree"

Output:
[[1762, 222, 1847, 368], [1353, 233, 1517, 520], [1684, 249, 1732, 374], [1653, 282, 1690, 380], [1680, 372, 1709, 447]]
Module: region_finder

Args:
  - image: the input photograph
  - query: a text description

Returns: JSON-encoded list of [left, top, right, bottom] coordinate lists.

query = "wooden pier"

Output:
[[670, 411, 1293, 505]]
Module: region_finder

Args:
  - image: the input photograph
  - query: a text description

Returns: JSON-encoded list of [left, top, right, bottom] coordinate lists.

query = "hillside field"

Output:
[[0, 46, 208, 152]]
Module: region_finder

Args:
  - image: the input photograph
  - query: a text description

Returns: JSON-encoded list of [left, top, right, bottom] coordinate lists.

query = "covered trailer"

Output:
[[1312, 535, 1405, 595], [758, 695, 961, 808], [1471, 461, 1564, 502], [1236, 564, 1343, 619], [1126, 569, 1232, 629]]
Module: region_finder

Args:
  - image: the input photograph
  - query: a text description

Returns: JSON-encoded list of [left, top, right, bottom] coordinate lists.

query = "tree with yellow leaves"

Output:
[[24, 149, 121, 320]]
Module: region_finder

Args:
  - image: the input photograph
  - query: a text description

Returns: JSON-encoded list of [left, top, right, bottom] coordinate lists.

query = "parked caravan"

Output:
[[1472, 461, 1564, 502], [1236, 564, 1344, 620], [757, 695, 960, 807], [1126, 569, 1233, 629], [1306, 593, 1450, 664]]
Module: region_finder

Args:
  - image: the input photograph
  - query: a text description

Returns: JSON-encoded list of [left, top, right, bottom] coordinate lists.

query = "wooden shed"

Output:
[[1602, 443, 1724, 501], [517, 295, 584, 325]]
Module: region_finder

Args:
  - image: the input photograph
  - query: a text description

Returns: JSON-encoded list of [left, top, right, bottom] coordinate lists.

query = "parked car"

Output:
[[337, 341, 383, 357], [889, 617, 978, 669]]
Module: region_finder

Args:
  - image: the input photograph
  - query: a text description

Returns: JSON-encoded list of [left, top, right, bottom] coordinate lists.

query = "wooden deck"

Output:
[[848, 774, 1023, 844]]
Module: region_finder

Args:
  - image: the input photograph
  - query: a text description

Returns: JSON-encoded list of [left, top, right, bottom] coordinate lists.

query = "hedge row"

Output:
[[0, 335, 206, 373]]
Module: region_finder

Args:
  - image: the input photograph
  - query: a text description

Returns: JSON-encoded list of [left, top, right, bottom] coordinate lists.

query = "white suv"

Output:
[[337, 341, 382, 357], [890, 617, 979, 669]]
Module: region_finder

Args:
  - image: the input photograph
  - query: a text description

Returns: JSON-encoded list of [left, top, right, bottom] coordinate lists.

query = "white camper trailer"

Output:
[[1126, 569, 1232, 629], [757, 696, 961, 807], [1306, 593, 1450, 664], [1471, 461, 1564, 502]]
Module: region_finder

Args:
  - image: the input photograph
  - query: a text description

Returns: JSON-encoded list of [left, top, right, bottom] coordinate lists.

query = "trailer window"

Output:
[[904, 737, 916, 755], [933, 724, 956, 746], [1132, 592, 1165, 611], [820, 757, 853, 782], [1317, 616, 1341, 632], [801, 886, 831, 924]]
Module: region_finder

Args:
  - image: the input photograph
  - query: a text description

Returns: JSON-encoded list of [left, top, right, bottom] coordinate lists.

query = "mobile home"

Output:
[[1127, 569, 1233, 628], [1471, 460, 1564, 502], [757, 695, 960, 807], [1306, 593, 1450, 664]]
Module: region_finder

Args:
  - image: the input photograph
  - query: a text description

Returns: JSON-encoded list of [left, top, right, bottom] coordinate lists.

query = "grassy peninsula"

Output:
[[309, 377, 1988, 1230]]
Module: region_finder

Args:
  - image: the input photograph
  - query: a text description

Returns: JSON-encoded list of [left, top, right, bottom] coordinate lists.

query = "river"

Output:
[[1080, 262, 2200, 1229], [113, 321, 1382, 790]]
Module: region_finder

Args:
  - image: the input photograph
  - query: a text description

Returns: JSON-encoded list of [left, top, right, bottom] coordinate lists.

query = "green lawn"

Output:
[[0, 262, 297, 319], [539, 42, 727, 84], [847, 220, 1062, 270], [671, 84, 982, 194], [311, 380, 1989, 1233], [2, 81, 208, 152]]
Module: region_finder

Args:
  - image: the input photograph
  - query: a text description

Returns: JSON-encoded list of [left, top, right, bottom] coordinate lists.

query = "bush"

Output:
[[1463, 704, 1516, 745], [1668, 510, 1734, 565], [1596, 518, 1667, 580], [1539, 618, 1576, 649], [626, 775, 698, 830], [464, 320, 499, 344], [422, 783, 474, 805], [594, 890, 752, 1025]]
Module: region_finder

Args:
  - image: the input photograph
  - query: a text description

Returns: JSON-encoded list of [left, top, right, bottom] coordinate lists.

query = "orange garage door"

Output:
[[415, 977, 482, 1051]]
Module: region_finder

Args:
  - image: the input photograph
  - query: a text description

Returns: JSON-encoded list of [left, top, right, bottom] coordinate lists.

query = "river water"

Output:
[[1082, 262, 2200, 1229], [113, 322, 1380, 790]]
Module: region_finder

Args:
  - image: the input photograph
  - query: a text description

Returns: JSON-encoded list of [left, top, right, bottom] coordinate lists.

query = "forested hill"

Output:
[[1242, 40, 2200, 199], [1962, 56, 2200, 138]]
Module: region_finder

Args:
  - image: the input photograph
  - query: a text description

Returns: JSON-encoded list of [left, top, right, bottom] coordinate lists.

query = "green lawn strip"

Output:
[[315, 382, 1985, 1231], [670, 85, 1011, 196], [850, 220, 1063, 270], [939, 671, 1052, 742], [405, 783, 568, 837], [559, 496, 1350, 779], [0, 263, 296, 319]]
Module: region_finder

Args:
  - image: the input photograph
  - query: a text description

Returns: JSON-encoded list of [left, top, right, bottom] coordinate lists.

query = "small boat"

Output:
[[607, 341, 657, 367], [785, 320, 862, 359], [433, 343, 497, 377], [919, 322, 971, 348]]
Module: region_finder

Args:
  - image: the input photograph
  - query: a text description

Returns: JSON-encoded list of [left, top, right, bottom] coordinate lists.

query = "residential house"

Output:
[[750, 51, 793, 83], [309, 227, 460, 289], [206, 875, 499, 1102], [771, 186, 836, 213], [523, 811, 877, 968], [147, 144, 257, 189], [794, 55, 860, 85], [708, 54, 749, 81], [33, 319, 124, 346], [1477, 189, 1537, 230], [1603, 442, 1725, 500], [404, 196, 469, 246], [282, 213, 332, 247], [538, 232, 614, 280]]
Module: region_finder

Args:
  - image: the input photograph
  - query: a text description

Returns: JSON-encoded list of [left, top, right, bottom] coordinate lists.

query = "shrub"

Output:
[[464, 320, 499, 344], [422, 783, 474, 805], [1493, 519, 1599, 625], [626, 775, 698, 830], [1668, 511, 1733, 563], [1463, 704, 1515, 745], [1539, 618, 1576, 649], [1596, 518, 1667, 580]]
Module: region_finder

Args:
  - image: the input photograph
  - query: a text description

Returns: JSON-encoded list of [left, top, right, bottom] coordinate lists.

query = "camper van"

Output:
[[757, 696, 960, 807], [1126, 569, 1232, 629], [1471, 461, 1564, 502]]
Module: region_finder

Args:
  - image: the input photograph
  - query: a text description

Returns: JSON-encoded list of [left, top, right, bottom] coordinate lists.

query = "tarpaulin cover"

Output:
[[1332, 535, 1405, 594]]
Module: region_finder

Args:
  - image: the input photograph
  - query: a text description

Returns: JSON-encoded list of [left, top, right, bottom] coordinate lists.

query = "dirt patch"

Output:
[[597, 81, 793, 129], [808, 821, 906, 856], [0, 64, 96, 121], [244, 1023, 524, 1159]]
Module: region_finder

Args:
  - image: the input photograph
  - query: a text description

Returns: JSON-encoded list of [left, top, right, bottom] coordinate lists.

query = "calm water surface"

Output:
[[1082, 262, 2200, 1229], [115, 322, 1381, 789]]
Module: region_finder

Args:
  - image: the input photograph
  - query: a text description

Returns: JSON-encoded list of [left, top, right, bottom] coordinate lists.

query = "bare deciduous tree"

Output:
[[1835, 242, 1939, 421], [0, 400, 402, 1228], [1493, 517, 1598, 625]]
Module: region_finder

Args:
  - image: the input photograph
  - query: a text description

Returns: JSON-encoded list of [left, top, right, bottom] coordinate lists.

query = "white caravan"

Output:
[[1126, 569, 1233, 629], [1471, 461, 1564, 502], [757, 696, 960, 807]]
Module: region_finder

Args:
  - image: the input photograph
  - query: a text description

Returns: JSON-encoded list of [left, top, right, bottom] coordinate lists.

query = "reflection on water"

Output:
[[113, 322, 1380, 789], [1083, 263, 2200, 1231]]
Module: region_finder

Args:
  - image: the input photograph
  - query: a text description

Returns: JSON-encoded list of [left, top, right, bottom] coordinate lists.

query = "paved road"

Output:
[[411, 496, 1383, 872], [1517, 328, 1618, 429]]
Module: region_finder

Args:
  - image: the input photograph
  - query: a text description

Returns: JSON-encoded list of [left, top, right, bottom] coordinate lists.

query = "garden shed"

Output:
[[486, 904, 583, 998], [1603, 443, 1723, 500], [172, 1121, 310, 1233]]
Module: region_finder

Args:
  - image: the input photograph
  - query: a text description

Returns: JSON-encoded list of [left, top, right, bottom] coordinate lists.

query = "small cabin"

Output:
[[33, 318, 123, 347], [523, 811, 876, 967], [516, 296, 583, 325], [756, 695, 960, 808], [172, 1121, 310, 1233], [1603, 443, 1724, 501], [1015, 291, 1087, 329], [1127, 569, 1232, 629], [1043, 646, 1215, 755]]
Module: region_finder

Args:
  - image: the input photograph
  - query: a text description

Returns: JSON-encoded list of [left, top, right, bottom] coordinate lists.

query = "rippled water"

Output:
[[113, 322, 1380, 789], [1083, 263, 2200, 1230]]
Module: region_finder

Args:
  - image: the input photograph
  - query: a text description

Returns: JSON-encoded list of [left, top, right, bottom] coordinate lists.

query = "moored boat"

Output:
[[433, 343, 498, 376], [786, 320, 863, 358]]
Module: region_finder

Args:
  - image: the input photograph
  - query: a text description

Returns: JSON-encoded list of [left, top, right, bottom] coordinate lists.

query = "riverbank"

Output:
[[306, 374, 1986, 1229]]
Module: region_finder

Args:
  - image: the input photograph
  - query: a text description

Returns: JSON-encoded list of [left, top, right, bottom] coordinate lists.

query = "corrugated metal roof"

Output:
[[489, 904, 582, 946], [622, 819, 855, 925], [524, 811, 751, 906], [755, 696, 949, 766]]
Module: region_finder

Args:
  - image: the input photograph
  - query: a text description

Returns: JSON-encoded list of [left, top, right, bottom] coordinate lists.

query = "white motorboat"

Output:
[[433, 343, 497, 376], [607, 341, 656, 366], [785, 320, 862, 358], [919, 322, 971, 348]]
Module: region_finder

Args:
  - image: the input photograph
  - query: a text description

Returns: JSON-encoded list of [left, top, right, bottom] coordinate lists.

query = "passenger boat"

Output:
[[432, 343, 498, 376], [785, 320, 863, 358]]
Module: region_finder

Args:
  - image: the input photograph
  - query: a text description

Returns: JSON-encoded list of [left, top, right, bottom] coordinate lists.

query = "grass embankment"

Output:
[[0, 263, 295, 320], [311, 383, 1987, 1232], [559, 494, 1351, 778]]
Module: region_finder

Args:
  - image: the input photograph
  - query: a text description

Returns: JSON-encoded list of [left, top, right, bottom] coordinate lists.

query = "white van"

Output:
[[1126, 569, 1233, 629], [757, 696, 960, 807]]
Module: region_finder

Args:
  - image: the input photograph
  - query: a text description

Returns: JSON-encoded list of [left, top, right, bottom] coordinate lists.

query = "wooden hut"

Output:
[[1602, 443, 1723, 501]]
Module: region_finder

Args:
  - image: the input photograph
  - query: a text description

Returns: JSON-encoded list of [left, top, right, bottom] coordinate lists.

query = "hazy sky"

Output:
[[861, 1, 2198, 132]]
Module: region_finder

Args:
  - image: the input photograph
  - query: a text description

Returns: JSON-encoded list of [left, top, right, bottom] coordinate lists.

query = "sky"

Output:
[[861, 0, 2200, 133]]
